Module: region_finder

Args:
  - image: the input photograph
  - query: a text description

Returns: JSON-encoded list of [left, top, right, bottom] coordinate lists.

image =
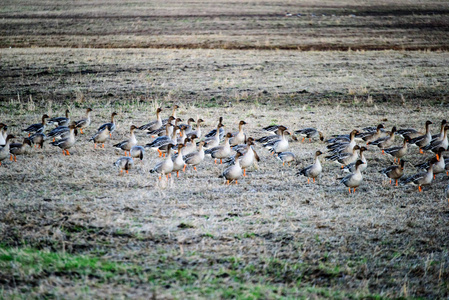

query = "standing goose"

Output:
[[23, 114, 50, 135], [130, 145, 145, 161], [221, 152, 243, 185], [327, 130, 359, 154], [340, 160, 365, 193], [89, 126, 111, 148], [383, 136, 411, 163], [262, 124, 288, 135], [263, 126, 290, 154], [9, 138, 32, 162], [205, 117, 225, 140], [203, 123, 225, 149], [150, 144, 175, 179], [114, 157, 134, 174], [230, 120, 247, 146], [27, 132, 45, 149], [98, 112, 118, 137], [172, 144, 186, 177], [162, 105, 179, 126], [184, 141, 205, 171], [226, 138, 258, 176], [47, 125, 70, 142], [343, 146, 368, 173], [0, 135, 15, 165], [48, 109, 70, 127], [138, 107, 163, 132], [179, 118, 196, 136], [368, 126, 397, 151], [187, 118, 204, 139], [205, 133, 233, 164], [277, 152, 296, 167], [415, 148, 446, 179], [408, 121, 433, 154], [182, 136, 197, 156], [113, 125, 138, 156], [400, 158, 436, 192], [297, 150, 323, 183], [50, 124, 76, 155], [379, 160, 406, 186], [423, 125, 449, 152], [148, 116, 176, 137], [326, 145, 360, 168], [157, 126, 180, 157], [75, 108, 93, 134], [358, 124, 385, 144], [294, 128, 324, 142], [430, 119, 447, 143]]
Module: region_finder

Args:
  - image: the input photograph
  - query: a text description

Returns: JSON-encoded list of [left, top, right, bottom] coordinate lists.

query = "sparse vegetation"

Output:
[[1, 0, 449, 298]]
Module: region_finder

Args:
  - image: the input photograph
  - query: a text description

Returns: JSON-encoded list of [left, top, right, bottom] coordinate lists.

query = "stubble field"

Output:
[[1, 0, 449, 299]]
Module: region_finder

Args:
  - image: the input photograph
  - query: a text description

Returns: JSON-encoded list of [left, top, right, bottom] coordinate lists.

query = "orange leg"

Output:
[[9, 155, 13, 161], [163, 153, 166, 158], [214, 159, 217, 165], [157, 149, 162, 157], [309, 138, 312, 142], [243, 169, 246, 177], [348, 188, 351, 194], [102, 144, 105, 148], [0, 161, 2, 166], [168, 173, 172, 178], [220, 159, 222, 164], [177, 171, 180, 178], [166, 175, 169, 180], [80, 128, 84, 134], [226, 180, 230, 185], [382, 150, 385, 155], [120, 169, 123, 174], [341, 165, 344, 169], [282, 162, 285, 166], [419, 149, 423, 154], [436, 154, 440, 161], [302, 137, 305, 142], [94, 143, 97, 149], [53, 138, 55, 142], [66, 149, 71, 155], [126, 170, 129, 174], [307, 178, 310, 184], [193, 166, 197, 171], [109, 133, 112, 137], [389, 179, 392, 184], [353, 188, 356, 193], [235, 180, 238, 185], [183, 164, 186, 172], [393, 157, 397, 163], [28, 133, 31, 137], [395, 180, 398, 186], [313, 178, 315, 183], [14, 155, 17, 162], [62, 150, 66, 156], [433, 175, 436, 180], [418, 186, 422, 192]]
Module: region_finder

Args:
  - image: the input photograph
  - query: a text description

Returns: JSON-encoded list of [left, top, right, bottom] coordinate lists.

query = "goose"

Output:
[[357, 124, 384, 144], [138, 107, 163, 131], [297, 150, 323, 183], [145, 124, 177, 157], [114, 157, 134, 174], [368, 126, 397, 151], [203, 123, 225, 149], [408, 121, 432, 153], [430, 119, 447, 142], [398, 120, 432, 139], [262, 124, 288, 135], [415, 148, 445, 179], [340, 160, 365, 193], [23, 114, 50, 135], [205, 133, 233, 164], [47, 125, 70, 142], [263, 126, 290, 154], [327, 130, 359, 154], [226, 138, 258, 176], [148, 116, 179, 137], [157, 126, 180, 156], [184, 141, 205, 171], [205, 117, 225, 140], [0, 135, 15, 165], [400, 158, 436, 192], [230, 120, 247, 146], [48, 109, 70, 127], [383, 136, 411, 163], [294, 128, 324, 142], [50, 124, 76, 155], [98, 112, 118, 137], [182, 135, 197, 156], [27, 132, 45, 149], [150, 144, 175, 179], [179, 118, 196, 136], [326, 145, 360, 168], [172, 144, 186, 177], [75, 108, 93, 134], [423, 125, 448, 152], [187, 118, 204, 139], [276, 152, 296, 167], [0, 123, 7, 146], [162, 105, 179, 126], [130, 145, 145, 161], [113, 125, 138, 156], [343, 146, 368, 173], [89, 126, 111, 148], [221, 152, 243, 185], [9, 138, 32, 162], [379, 160, 406, 186]]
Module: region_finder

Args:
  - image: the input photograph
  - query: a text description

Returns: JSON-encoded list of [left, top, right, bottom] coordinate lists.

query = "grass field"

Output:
[[1, 0, 449, 299]]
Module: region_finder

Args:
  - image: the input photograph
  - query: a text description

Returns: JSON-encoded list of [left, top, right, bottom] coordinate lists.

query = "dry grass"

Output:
[[0, 0, 448, 50], [1, 99, 449, 298]]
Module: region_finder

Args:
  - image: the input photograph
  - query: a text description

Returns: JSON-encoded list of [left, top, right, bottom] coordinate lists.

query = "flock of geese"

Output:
[[1, 105, 449, 199]]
